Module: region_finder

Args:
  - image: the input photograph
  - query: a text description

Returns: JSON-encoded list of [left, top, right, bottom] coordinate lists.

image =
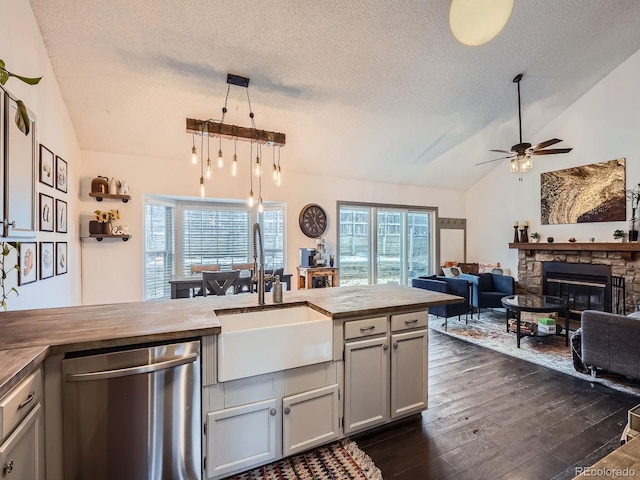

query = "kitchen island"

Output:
[[0, 284, 460, 479]]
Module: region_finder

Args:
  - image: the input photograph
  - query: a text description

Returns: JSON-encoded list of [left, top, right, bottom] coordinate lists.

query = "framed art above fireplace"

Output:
[[540, 158, 626, 224]]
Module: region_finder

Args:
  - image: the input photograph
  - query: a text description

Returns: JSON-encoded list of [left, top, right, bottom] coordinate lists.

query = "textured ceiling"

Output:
[[28, 0, 640, 190]]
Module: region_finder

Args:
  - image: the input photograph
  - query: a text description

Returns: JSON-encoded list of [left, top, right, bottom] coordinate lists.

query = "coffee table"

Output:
[[501, 295, 570, 348]]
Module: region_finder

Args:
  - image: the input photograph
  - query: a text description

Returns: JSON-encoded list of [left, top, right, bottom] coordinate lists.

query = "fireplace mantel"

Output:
[[509, 242, 640, 260]]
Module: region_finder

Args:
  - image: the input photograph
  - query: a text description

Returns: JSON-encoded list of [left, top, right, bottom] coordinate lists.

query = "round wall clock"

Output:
[[299, 204, 328, 238]]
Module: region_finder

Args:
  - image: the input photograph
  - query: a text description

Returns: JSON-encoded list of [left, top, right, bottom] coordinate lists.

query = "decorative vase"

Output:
[[531, 238, 540, 243], [89, 221, 102, 234], [630, 216, 639, 242], [91, 176, 109, 194]]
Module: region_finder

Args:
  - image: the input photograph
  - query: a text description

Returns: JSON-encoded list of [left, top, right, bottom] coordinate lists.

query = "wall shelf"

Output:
[[89, 192, 130, 203], [89, 234, 131, 242]]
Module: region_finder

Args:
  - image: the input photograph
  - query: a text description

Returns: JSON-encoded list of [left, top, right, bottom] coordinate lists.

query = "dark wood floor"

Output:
[[356, 330, 640, 480]]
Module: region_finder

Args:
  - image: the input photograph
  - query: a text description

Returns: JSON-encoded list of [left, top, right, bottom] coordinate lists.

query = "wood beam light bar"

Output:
[[186, 118, 286, 147]]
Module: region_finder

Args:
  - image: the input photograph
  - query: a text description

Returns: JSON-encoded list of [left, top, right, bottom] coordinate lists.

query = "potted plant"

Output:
[[530, 232, 541, 243], [613, 229, 626, 242]]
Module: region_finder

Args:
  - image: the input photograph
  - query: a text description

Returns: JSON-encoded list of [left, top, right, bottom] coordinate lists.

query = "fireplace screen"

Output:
[[542, 262, 625, 319]]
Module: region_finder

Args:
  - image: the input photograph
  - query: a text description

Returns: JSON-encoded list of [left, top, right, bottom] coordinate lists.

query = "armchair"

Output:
[[411, 276, 471, 330], [459, 273, 515, 317]]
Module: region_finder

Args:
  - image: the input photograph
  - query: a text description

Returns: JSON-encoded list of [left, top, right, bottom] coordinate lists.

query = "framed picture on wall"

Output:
[[39, 144, 54, 187], [39, 193, 54, 232], [40, 242, 54, 280], [56, 155, 68, 193], [56, 242, 67, 275], [18, 242, 37, 285], [56, 198, 67, 233]]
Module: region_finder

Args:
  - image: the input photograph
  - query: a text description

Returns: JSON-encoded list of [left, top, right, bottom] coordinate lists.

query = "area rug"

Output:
[[224, 439, 382, 480], [430, 310, 640, 397]]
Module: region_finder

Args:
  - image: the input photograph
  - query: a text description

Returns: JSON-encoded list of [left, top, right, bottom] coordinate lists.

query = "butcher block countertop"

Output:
[[0, 284, 459, 400]]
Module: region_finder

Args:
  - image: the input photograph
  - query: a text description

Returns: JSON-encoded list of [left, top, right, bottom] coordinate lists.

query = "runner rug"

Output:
[[430, 309, 640, 397], [224, 439, 383, 480]]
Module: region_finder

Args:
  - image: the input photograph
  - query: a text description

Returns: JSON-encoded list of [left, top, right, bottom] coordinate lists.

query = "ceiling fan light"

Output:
[[449, 0, 514, 47], [509, 158, 518, 173]]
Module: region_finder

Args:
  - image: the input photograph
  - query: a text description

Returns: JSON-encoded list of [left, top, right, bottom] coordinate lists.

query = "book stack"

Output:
[[508, 319, 537, 335]]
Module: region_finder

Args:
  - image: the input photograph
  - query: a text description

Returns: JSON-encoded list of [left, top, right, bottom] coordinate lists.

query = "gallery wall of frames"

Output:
[[18, 142, 69, 285]]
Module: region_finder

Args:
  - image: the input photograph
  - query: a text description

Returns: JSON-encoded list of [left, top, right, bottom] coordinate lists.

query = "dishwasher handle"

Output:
[[66, 352, 198, 382]]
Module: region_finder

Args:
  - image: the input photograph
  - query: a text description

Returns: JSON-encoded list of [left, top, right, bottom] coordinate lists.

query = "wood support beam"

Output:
[[186, 118, 286, 147]]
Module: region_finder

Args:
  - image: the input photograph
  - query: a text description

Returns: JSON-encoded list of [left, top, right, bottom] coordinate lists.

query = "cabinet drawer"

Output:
[[0, 369, 42, 440], [391, 311, 428, 332], [344, 316, 388, 340]]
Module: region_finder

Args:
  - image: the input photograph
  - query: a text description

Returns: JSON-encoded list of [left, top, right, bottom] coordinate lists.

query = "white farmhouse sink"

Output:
[[216, 306, 332, 382]]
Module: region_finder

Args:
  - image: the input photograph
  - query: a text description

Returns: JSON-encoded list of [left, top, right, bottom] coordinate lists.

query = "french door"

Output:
[[338, 203, 435, 286]]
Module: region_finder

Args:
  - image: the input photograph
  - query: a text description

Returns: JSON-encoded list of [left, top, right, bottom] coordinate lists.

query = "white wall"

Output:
[[79, 150, 465, 304], [466, 48, 640, 279], [1, 1, 82, 310]]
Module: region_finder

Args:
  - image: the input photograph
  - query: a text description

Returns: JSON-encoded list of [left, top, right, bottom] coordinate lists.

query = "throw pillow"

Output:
[[442, 266, 462, 278], [627, 310, 640, 320]]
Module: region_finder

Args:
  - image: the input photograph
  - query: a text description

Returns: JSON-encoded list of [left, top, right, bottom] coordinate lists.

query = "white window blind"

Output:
[[144, 202, 175, 300], [182, 208, 251, 274], [258, 207, 284, 270]]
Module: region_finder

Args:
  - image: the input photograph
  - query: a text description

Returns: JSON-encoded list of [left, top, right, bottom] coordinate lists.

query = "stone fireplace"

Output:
[[512, 242, 640, 315]]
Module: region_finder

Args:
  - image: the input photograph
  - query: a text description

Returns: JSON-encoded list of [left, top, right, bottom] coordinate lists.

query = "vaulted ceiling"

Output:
[[29, 0, 640, 190]]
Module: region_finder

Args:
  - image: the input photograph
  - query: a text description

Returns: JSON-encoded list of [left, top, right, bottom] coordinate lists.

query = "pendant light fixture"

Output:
[[186, 73, 285, 207]]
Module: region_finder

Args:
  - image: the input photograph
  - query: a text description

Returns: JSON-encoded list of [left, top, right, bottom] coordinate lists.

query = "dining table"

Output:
[[169, 271, 292, 299]]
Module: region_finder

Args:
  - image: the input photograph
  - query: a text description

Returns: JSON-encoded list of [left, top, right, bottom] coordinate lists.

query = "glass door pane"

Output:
[[408, 211, 432, 280], [377, 209, 403, 285], [339, 206, 370, 286]]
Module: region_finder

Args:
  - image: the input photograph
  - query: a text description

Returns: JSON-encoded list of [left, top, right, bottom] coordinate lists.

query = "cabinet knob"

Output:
[[2, 220, 16, 229], [3, 459, 13, 475], [284, 407, 291, 415], [393, 342, 398, 350], [269, 408, 277, 416], [383, 344, 389, 351]]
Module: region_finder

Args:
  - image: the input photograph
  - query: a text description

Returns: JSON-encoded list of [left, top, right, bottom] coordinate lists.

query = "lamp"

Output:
[[449, 0, 514, 46], [187, 74, 285, 202]]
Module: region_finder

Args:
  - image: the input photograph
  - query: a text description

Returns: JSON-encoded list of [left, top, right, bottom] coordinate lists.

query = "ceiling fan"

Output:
[[476, 73, 573, 173]]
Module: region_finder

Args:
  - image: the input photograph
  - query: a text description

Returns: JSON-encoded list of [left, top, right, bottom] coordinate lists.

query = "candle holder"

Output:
[[513, 225, 520, 243], [520, 225, 529, 243]]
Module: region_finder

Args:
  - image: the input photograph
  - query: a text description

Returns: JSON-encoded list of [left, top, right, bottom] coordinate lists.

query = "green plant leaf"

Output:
[[8, 72, 42, 85], [15, 100, 30, 135], [2, 244, 9, 256], [0, 59, 5, 69], [1, 301, 6, 311], [0, 70, 8, 86], [10, 287, 18, 295]]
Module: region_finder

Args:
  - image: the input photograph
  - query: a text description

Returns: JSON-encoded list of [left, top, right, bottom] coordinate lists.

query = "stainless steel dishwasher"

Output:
[[62, 340, 201, 480]]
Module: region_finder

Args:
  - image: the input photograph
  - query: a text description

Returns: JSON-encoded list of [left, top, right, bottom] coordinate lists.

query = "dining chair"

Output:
[[202, 271, 240, 296], [191, 264, 221, 274], [232, 263, 255, 293]]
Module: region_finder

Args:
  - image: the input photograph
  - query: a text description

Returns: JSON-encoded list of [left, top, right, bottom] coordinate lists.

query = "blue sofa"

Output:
[[459, 272, 515, 317], [412, 276, 471, 330]]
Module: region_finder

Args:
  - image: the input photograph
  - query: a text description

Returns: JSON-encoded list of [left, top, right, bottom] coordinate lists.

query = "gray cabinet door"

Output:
[[282, 384, 340, 456], [390, 329, 428, 419], [344, 336, 389, 434], [206, 398, 278, 479], [0, 403, 44, 480], [3, 94, 36, 238]]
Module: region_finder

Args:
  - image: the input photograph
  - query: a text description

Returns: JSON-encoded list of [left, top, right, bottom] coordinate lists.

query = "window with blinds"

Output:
[[182, 207, 251, 273], [143, 198, 285, 299], [144, 202, 175, 300], [258, 207, 284, 270]]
